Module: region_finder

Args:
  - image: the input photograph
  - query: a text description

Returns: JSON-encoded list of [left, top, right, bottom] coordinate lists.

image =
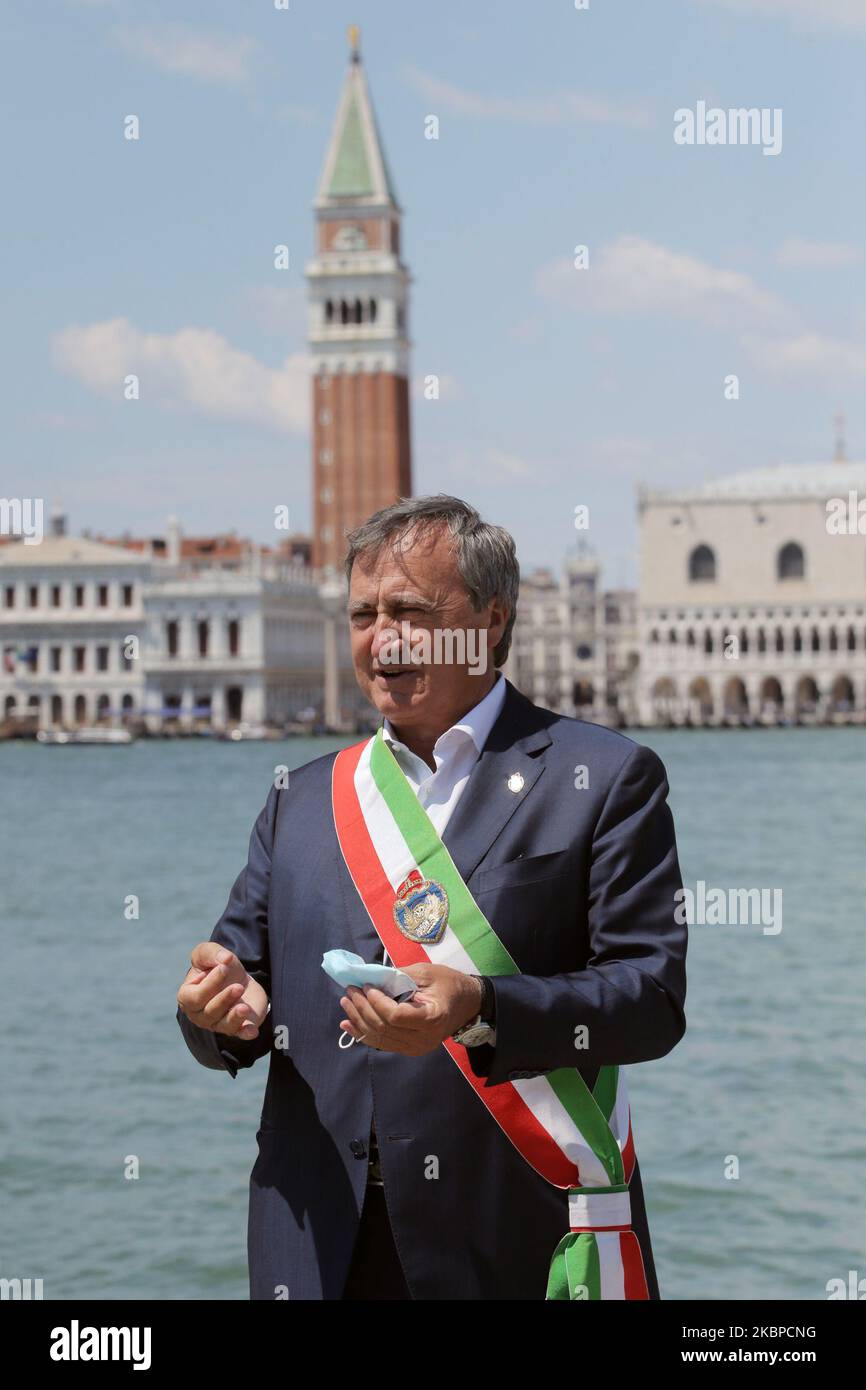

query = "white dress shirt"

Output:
[[381, 672, 506, 834], [377, 673, 506, 966]]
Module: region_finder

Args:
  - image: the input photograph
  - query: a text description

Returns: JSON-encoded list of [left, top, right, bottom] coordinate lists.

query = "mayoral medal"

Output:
[[393, 869, 449, 945]]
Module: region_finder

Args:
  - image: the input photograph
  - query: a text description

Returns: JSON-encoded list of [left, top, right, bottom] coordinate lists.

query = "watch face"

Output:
[[454, 1020, 494, 1048]]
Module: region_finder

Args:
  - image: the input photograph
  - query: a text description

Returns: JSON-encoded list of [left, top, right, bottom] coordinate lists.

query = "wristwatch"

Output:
[[452, 976, 496, 1047]]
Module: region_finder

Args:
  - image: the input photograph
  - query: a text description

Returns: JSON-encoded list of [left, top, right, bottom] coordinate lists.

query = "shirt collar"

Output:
[[382, 672, 506, 758]]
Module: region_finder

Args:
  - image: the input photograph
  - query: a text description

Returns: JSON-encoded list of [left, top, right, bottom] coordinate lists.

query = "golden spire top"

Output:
[[348, 24, 360, 62]]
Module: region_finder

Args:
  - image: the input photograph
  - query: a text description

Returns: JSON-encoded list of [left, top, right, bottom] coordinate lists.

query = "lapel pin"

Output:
[[506, 772, 525, 794]]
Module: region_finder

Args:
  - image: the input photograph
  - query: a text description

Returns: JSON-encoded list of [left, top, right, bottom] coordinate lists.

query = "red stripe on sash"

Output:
[[621, 1111, 636, 1184], [620, 1233, 651, 1300], [332, 741, 579, 1189]]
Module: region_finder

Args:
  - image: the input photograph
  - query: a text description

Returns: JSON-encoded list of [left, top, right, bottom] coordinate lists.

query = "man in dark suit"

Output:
[[177, 494, 687, 1300]]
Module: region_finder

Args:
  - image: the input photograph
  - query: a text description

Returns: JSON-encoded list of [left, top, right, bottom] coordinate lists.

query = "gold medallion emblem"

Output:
[[393, 870, 449, 945]]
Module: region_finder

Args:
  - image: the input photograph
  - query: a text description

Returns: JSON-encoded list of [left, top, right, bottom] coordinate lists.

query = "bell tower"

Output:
[[307, 27, 413, 573]]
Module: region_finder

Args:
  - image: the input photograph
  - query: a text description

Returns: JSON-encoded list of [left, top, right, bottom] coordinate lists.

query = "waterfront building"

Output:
[[508, 545, 639, 725], [637, 461, 866, 725], [0, 514, 364, 733], [0, 522, 148, 730]]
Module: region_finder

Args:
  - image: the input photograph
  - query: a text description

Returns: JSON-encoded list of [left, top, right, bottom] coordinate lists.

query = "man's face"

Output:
[[348, 524, 508, 729]]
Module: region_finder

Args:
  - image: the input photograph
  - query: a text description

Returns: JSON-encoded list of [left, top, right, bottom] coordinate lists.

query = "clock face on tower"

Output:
[[333, 223, 367, 251]]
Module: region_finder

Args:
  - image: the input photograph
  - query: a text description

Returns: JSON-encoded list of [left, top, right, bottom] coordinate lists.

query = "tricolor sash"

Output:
[[332, 729, 650, 1301]]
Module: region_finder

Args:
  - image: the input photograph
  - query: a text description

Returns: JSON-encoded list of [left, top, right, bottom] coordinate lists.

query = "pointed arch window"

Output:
[[689, 544, 716, 582]]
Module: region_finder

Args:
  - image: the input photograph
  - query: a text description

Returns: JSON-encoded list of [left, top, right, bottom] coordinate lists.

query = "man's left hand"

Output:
[[339, 963, 483, 1056]]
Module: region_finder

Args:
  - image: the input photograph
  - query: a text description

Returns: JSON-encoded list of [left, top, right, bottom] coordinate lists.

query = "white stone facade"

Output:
[[141, 563, 327, 730], [0, 537, 148, 728], [637, 462, 866, 725], [508, 548, 638, 724], [0, 534, 354, 731]]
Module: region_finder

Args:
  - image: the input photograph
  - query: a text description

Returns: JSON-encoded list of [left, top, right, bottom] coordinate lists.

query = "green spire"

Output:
[[317, 35, 399, 207], [327, 89, 375, 198]]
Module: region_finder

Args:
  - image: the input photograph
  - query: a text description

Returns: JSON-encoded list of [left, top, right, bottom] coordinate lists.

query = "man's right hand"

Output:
[[177, 943, 269, 1040]]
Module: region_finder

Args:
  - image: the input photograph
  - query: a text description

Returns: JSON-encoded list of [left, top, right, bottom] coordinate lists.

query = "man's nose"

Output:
[[371, 619, 401, 659]]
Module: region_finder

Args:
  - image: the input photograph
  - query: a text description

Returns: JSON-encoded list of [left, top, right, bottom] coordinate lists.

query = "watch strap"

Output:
[[478, 975, 496, 1026]]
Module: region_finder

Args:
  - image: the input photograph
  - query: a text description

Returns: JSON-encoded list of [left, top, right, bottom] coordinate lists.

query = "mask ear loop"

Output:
[[338, 1029, 355, 1049]]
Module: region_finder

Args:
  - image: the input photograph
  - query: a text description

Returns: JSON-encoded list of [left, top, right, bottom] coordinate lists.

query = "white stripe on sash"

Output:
[[352, 735, 626, 1189], [597, 1233, 627, 1300]]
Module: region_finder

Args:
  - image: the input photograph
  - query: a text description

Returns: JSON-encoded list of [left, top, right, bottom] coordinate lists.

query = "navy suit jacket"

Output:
[[177, 678, 687, 1300]]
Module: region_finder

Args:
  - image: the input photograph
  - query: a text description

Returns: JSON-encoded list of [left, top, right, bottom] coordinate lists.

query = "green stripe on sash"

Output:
[[371, 730, 625, 1187]]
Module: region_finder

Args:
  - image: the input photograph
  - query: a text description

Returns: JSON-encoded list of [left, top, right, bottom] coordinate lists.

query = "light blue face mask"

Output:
[[321, 949, 418, 1002], [323, 950, 419, 1049]]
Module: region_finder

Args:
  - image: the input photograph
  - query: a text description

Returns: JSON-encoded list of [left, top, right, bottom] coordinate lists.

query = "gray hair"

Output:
[[344, 495, 519, 668]]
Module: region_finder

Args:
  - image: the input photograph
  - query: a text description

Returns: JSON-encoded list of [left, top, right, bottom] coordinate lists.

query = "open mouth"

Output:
[[373, 667, 420, 681]]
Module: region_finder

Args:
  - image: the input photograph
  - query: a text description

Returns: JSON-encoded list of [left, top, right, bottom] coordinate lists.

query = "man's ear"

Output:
[[488, 599, 510, 648]]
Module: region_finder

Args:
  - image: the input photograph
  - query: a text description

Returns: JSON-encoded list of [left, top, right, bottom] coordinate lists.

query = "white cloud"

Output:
[[243, 285, 308, 335], [744, 330, 866, 378], [536, 235, 789, 329], [403, 66, 651, 128], [113, 23, 258, 85], [694, 0, 866, 36], [775, 237, 863, 269], [52, 317, 309, 433]]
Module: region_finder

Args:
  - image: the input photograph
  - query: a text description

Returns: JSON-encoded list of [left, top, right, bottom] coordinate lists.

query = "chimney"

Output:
[[166, 515, 182, 566], [50, 500, 67, 538]]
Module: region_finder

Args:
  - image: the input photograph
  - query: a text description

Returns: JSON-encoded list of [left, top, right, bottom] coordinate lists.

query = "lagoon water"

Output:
[[1, 729, 863, 1301]]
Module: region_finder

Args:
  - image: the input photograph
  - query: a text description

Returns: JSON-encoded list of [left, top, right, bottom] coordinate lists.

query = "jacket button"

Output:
[[349, 1139, 367, 1159]]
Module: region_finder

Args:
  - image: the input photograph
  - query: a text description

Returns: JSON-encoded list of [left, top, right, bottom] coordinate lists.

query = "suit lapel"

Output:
[[441, 678, 553, 883]]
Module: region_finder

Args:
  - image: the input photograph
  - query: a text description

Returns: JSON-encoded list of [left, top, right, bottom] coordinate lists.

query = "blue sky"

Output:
[[4, 0, 866, 583]]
